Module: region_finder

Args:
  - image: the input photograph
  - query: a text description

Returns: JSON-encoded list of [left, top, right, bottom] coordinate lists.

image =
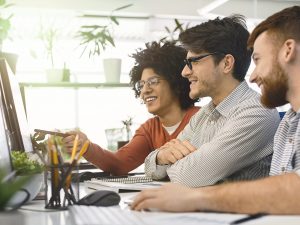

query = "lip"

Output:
[[143, 96, 158, 103], [189, 79, 198, 87]]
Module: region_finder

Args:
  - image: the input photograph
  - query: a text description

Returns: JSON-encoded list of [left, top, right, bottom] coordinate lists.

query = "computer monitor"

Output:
[[0, 81, 12, 174], [0, 59, 33, 152]]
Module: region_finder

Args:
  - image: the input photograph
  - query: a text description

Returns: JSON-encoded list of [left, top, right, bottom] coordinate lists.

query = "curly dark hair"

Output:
[[129, 41, 198, 109], [179, 15, 252, 81]]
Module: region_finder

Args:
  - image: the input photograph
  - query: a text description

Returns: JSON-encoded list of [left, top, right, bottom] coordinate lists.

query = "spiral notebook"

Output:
[[84, 175, 165, 193], [96, 175, 153, 184]]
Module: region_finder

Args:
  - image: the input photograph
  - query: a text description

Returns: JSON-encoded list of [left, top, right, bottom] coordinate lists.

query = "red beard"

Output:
[[260, 61, 288, 108]]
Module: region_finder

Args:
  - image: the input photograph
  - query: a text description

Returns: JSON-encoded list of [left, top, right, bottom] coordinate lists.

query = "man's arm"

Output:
[[166, 104, 280, 187], [132, 173, 300, 214], [144, 112, 199, 179]]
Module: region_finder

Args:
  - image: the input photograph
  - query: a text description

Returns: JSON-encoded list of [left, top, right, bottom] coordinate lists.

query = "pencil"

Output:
[[65, 134, 80, 191], [75, 140, 90, 161], [70, 134, 79, 162]]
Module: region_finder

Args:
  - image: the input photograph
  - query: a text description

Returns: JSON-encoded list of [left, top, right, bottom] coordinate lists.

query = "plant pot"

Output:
[[103, 58, 121, 83], [46, 68, 69, 82], [7, 173, 43, 206]]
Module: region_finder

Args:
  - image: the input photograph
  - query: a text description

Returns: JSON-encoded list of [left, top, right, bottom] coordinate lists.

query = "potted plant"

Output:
[[0, 0, 18, 74], [76, 4, 132, 83], [117, 116, 133, 148], [37, 24, 70, 82], [7, 151, 45, 205]]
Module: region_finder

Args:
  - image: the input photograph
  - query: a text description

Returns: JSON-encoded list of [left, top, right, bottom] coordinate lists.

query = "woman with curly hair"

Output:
[[63, 41, 199, 175]]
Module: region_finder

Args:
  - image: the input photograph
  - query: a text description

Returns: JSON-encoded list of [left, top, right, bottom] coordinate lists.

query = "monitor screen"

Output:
[[0, 59, 33, 152], [0, 77, 12, 174]]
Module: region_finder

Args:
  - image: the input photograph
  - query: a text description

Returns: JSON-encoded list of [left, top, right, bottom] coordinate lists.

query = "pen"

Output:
[[230, 213, 268, 224], [34, 129, 69, 137]]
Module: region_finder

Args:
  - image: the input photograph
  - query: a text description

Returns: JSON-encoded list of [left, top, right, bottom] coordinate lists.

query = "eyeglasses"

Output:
[[135, 76, 165, 93], [184, 52, 225, 70]]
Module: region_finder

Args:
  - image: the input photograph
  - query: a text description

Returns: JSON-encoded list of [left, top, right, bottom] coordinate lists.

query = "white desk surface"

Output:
[[1, 186, 300, 225]]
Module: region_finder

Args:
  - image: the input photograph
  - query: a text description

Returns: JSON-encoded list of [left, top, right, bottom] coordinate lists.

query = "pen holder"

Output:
[[44, 163, 79, 210]]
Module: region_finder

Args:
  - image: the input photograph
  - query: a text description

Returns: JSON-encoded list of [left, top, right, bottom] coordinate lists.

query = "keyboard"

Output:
[[69, 205, 146, 225]]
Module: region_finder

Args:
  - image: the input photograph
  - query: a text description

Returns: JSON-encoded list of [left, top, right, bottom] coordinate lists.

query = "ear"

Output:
[[222, 54, 235, 74], [281, 39, 297, 63]]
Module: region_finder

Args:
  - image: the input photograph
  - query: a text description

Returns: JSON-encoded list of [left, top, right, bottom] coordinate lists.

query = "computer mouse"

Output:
[[78, 171, 95, 182], [76, 190, 121, 207]]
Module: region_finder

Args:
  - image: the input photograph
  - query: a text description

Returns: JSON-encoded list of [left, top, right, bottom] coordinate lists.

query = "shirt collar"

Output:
[[285, 108, 299, 122], [205, 81, 249, 117]]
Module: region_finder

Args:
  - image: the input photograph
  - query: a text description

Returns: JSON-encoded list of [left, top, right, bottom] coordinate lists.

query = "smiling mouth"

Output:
[[144, 96, 157, 103]]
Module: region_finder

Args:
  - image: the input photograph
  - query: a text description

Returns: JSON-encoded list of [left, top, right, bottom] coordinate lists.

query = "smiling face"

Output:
[[249, 32, 288, 108], [181, 51, 222, 100], [139, 68, 180, 116]]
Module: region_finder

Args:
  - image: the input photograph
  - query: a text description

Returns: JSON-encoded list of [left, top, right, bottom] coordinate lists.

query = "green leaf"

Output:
[[113, 4, 133, 12], [110, 16, 119, 25], [0, 171, 30, 210]]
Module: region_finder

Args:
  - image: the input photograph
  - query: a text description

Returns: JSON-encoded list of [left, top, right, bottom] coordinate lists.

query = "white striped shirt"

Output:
[[270, 108, 300, 175], [145, 81, 281, 187]]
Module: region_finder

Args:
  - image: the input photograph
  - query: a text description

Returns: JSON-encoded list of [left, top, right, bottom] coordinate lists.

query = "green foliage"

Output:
[[159, 18, 190, 44], [76, 4, 132, 58], [0, 0, 13, 46], [0, 170, 29, 210], [37, 24, 60, 68], [11, 151, 44, 175]]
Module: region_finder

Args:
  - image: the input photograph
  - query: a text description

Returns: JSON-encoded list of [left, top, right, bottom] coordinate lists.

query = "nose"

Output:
[[182, 65, 192, 78], [140, 83, 152, 96], [249, 70, 257, 83]]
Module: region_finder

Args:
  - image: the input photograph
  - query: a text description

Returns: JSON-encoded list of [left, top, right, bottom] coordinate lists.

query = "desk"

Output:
[[2, 190, 300, 225]]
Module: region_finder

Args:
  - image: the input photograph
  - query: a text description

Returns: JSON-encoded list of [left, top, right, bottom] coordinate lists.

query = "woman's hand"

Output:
[[62, 130, 89, 155]]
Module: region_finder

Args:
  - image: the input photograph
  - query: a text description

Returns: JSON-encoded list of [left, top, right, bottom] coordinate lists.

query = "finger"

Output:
[[62, 134, 75, 143], [170, 149, 185, 160], [170, 140, 194, 156], [133, 198, 160, 211], [165, 152, 179, 164], [131, 189, 158, 209], [182, 140, 197, 152]]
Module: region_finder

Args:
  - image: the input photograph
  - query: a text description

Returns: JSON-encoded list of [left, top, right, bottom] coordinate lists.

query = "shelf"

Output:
[[19, 82, 131, 88]]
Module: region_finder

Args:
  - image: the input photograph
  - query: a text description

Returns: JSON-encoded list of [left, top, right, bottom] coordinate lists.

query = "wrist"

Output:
[[83, 141, 92, 157]]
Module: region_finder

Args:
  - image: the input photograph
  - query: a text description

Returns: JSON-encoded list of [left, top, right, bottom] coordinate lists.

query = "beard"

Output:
[[260, 61, 288, 108]]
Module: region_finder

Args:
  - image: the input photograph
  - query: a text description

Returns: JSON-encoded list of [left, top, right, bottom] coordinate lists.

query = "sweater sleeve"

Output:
[[84, 123, 153, 175]]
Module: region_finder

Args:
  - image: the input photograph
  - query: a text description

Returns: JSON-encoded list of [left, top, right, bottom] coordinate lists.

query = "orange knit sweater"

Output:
[[84, 106, 200, 175]]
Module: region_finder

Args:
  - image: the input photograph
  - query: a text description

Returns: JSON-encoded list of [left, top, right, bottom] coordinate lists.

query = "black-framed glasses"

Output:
[[184, 52, 225, 70], [135, 76, 165, 93]]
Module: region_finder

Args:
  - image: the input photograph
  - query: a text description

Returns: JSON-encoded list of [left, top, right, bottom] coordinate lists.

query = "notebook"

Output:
[[84, 176, 165, 193], [96, 175, 153, 184]]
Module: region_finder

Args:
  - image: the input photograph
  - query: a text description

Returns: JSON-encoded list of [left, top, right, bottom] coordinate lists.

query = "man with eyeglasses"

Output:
[[144, 15, 280, 187], [133, 6, 300, 215]]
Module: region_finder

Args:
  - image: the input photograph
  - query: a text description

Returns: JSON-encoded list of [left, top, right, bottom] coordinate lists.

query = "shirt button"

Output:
[[281, 167, 285, 172], [289, 138, 293, 143]]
